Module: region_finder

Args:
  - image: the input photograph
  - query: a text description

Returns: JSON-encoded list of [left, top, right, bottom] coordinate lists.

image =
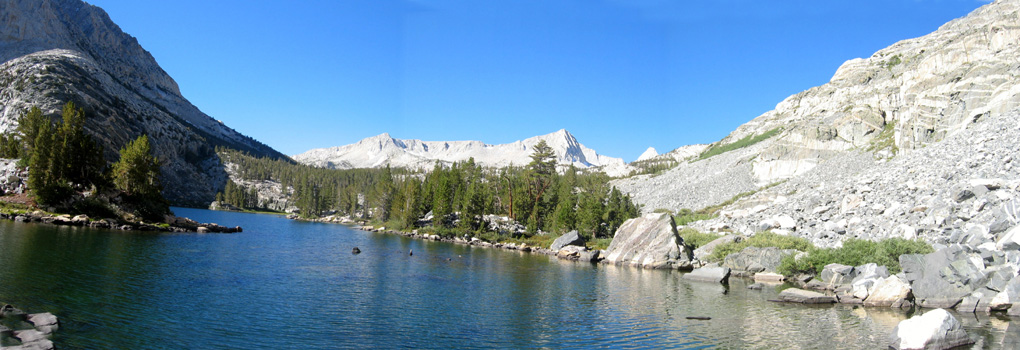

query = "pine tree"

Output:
[[372, 165, 395, 221], [525, 140, 556, 231], [111, 135, 168, 221], [27, 120, 60, 205]]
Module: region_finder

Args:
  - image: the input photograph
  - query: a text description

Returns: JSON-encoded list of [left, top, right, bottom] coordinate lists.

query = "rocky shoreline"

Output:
[[308, 210, 1005, 349], [1, 304, 58, 350], [0, 210, 242, 233], [351, 225, 603, 263]]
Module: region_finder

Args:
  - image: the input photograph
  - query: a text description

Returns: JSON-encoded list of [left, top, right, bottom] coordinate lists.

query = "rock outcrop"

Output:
[[721, 247, 798, 275], [889, 308, 973, 350], [900, 245, 987, 308], [603, 213, 693, 269], [692, 234, 741, 261], [0, 0, 287, 205]]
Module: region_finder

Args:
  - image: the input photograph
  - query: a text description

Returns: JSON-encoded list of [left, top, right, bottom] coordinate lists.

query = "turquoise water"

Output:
[[0, 208, 1014, 349]]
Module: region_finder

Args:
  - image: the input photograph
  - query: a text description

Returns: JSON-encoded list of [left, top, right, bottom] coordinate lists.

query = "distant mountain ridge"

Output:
[[293, 129, 632, 175], [0, 0, 287, 205]]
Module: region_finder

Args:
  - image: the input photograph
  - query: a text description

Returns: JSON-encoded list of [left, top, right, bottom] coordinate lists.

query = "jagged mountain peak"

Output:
[[636, 147, 658, 162], [292, 130, 633, 176]]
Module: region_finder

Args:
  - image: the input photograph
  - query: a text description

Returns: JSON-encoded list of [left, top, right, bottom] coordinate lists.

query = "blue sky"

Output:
[[87, 0, 987, 161]]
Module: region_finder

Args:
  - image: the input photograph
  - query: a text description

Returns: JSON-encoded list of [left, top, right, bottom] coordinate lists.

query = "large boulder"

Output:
[[722, 246, 799, 275], [549, 230, 585, 251], [683, 266, 731, 284], [889, 308, 973, 350], [604, 213, 693, 269], [777, 288, 836, 304], [863, 275, 913, 308], [900, 245, 987, 308]]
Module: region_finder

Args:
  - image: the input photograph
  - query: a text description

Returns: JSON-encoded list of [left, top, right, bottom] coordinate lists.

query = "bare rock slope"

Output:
[[612, 0, 1020, 238], [0, 0, 286, 205]]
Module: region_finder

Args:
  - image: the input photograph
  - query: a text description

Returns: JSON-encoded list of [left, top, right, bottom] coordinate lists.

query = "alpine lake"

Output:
[[1, 207, 1017, 349]]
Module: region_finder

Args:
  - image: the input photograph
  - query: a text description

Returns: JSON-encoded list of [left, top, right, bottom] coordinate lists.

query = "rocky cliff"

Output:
[[0, 0, 287, 205], [293, 129, 633, 176], [615, 0, 1020, 246]]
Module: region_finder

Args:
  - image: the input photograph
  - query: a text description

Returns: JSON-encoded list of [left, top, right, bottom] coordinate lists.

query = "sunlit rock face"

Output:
[[616, 0, 1020, 227]]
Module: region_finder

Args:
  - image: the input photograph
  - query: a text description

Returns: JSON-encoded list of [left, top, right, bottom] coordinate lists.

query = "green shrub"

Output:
[[588, 238, 613, 251], [705, 231, 812, 262], [698, 127, 783, 160], [885, 54, 902, 70], [777, 238, 933, 276], [675, 211, 717, 226], [866, 121, 898, 157], [678, 228, 721, 249]]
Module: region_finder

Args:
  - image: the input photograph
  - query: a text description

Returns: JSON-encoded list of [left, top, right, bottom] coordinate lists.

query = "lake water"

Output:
[[0, 207, 1016, 349]]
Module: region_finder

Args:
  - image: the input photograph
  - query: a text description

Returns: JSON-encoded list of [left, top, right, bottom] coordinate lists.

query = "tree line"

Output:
[[218, 140, 641, 240]]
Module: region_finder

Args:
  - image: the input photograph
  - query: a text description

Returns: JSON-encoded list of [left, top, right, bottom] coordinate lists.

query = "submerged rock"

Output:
[[1, 304, 25, 317], [889, 308, 973, 350], [753, 272, 785, 283], [604, 213, 693, 269], [777, 288, 837, 304]]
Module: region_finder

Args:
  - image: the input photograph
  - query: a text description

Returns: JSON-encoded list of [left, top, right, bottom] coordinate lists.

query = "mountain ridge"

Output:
[[0, 0, 288, 205], [292, 129, 632, 176]]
